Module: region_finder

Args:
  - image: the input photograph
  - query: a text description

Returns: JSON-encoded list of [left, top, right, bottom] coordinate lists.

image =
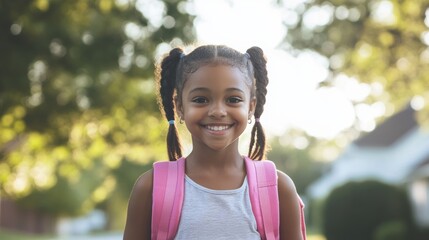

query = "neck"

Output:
[[186, 143, 243, 170]]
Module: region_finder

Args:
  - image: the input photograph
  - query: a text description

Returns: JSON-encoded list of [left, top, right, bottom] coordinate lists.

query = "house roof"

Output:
[[354, 104, 417, 147], [409, 155, 429, 180], [413, 155, 429, 170]]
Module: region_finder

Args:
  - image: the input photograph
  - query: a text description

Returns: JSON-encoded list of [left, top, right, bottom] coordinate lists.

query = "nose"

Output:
[[208, 101, 227, 118]]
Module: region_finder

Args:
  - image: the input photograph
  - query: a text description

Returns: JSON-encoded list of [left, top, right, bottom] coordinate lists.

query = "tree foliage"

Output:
[[282, 0, 429, 127], [267, 130, 328, 195], [0, 0, 195, 215]]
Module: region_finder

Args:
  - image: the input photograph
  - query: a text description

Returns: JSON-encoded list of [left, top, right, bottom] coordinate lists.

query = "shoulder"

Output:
[[276, 169, 300, 208], [276, 169, 304, 240], [123, 169, 153, 240], [276, 170, 298, 196], [127, 169, 153, 213], [134, 168, 154, 195]]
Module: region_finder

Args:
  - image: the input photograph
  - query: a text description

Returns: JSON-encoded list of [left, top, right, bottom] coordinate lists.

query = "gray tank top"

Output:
[[174, 175, 261, 240]]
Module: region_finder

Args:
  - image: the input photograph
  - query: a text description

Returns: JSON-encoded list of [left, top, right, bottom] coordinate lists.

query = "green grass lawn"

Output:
[[307, 235, 327, 240], [0, 229, 55, 240], [306, 226, 326, 240]]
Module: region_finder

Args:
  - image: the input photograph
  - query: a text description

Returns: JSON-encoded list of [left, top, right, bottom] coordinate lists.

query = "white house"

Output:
[[407, 157, 429, 227], [307, 104, 429, 227]]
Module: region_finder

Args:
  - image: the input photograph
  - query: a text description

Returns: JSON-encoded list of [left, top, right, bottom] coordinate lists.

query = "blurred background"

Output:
[[1, 0, 429, 239]]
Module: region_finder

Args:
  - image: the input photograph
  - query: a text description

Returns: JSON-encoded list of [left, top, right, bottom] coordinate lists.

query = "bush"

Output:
[[414, 227, 429, 240], [374, 221, 407, 240], [322, 180, 414, 240]]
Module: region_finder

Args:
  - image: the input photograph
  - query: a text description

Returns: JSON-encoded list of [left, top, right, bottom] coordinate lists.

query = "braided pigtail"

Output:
[[157, 48, 184, 161], [246, 47, 269, 160]]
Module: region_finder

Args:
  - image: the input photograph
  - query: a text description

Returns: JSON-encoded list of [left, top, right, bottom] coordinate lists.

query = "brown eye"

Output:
[[192, 97, 208, 104], [227, 97, 243, 104]]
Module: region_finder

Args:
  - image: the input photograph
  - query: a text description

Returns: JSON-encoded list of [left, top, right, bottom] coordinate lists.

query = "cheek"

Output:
[[183, 107, 202, 119], [236, 107, 250, 119]]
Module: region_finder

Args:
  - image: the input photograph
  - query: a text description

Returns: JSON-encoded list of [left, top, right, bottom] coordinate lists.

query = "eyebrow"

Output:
[[189, 87, 245, 94]]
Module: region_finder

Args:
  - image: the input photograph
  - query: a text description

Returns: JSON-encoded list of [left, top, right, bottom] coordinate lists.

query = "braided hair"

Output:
[[156, 45, 269, 161], [156, 48, 183, 161], [246, 47, 269, 160]]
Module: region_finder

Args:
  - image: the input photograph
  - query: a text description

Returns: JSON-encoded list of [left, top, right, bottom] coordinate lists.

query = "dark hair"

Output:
[[156, 45, 269, 160]]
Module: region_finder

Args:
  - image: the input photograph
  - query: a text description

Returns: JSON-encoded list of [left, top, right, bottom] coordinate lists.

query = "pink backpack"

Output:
[[151, 157, 306, 240]]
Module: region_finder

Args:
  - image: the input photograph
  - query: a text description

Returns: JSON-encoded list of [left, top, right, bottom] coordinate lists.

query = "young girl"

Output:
[[123, 45, 305, 240]]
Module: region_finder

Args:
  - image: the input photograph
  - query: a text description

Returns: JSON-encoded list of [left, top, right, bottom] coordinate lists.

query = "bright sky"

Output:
[[190, 0, 358, 139]]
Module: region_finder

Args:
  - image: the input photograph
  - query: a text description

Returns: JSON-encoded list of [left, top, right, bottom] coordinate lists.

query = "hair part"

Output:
[[156, 45, 269, 161]]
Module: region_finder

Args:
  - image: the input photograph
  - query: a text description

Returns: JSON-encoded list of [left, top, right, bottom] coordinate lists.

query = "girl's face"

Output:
[[177, 64, 256, 152]]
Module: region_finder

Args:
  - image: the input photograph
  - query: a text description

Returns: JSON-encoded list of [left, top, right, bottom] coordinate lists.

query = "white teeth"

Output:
[[206, 125, 230, 131]]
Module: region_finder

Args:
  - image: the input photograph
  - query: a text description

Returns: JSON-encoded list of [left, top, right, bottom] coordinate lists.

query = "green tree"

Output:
[[282, 0, 429, 126], [267, 130, 328, 195], [0, 0, 195, 216]]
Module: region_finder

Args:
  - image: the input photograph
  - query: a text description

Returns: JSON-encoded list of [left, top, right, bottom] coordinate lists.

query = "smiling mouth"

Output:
[[204, 124, 233, 131]]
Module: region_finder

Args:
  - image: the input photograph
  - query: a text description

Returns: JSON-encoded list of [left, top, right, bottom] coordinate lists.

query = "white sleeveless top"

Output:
[[174, 175, 261, 240]]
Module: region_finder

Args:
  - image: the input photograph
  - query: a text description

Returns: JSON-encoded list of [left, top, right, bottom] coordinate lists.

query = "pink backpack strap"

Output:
[[151, 158, 185, 240], [245, 157, 280, 240], [245, 157, 307, 240]]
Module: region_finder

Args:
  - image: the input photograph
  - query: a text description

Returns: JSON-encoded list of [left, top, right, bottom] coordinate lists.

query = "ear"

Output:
[[249, 96, 256, 117], [174, 96, 184, 118]]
